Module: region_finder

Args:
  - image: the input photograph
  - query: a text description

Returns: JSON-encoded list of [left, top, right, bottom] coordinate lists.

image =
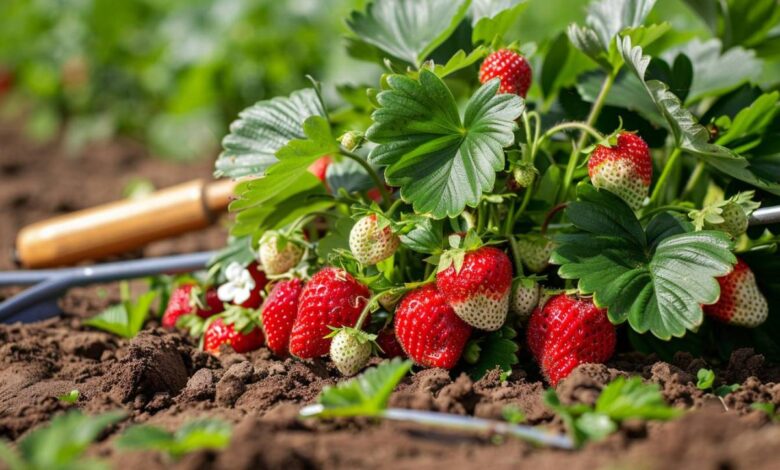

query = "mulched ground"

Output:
[[0, 123, 778, 469]]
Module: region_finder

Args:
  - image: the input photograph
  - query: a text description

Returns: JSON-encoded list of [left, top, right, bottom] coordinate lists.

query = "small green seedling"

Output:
[[751, 403, 780, 422], [115, 419, 232, 460], [0, 410, 125, 470], [696, 368, 740, 397], [57, 390, 80, 404], [544, 376, 682, 447], [84, 282, 156, 339]]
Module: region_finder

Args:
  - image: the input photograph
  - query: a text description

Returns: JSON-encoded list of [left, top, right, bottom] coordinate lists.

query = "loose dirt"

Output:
[[1, 124, 778, 469]]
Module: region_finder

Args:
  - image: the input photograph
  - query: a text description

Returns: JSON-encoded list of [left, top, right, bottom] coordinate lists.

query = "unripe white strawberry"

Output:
[[329, 329, 373, 376], [511, 278, 541, 323], [517, 235, 554, 273], [349, 214, 399, 265], [258, 232, 304, 275]]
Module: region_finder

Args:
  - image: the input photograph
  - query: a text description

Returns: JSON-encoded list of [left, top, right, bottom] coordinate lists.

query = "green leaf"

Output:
[[432, 47, 489, 78], [216, 88, 325, 178], [367, 70, 523, 219], [696, 368, 715, 390], [316, 217, 355, 261], [466, 326, 520, 380], [618, 36, 780, 196], [84, 291, 157, 339], [715, 384, 739, 397], [470, 0, 529, 45], [574, 412, 616, 442], [314, 358, 412, 418], [116, 419, 232, 459], [541, 33, 571, 99], [567, 0, 657, 69], [663, 39, 762, 103], [595, 377, 681, 420], [399, 216, 444, 254], [325, 157, 375, 194], [58, 389, 80, 404], [715, 92, 780, 149], [552, 185, 735, 339], [346, 0, 470, 67], [19, 410, 125, 469]]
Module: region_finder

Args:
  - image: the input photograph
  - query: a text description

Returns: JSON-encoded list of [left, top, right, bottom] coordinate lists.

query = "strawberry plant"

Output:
[[115, 419, 232, 460], [156, 0, 780, 385]]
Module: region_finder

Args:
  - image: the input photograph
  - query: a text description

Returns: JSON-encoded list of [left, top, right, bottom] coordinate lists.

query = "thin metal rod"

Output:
[[749, 206, 780, 226], [298, 405, 573, 449], [0, 251, 216, 322]]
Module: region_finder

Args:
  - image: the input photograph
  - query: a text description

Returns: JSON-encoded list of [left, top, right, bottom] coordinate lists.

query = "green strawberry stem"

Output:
[[541, 121, 604, 144], [639, 204, 692, 221], [559, 71, 617, 203], [648, 147, 682, 208], [681, 161, 706, 200], [339, 147, 393, 208], [508, 235, 525, 277], [385, 199, 404, 218]]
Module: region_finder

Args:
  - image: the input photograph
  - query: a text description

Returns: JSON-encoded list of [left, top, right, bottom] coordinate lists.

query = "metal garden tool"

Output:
[[0, 251, 216, 323]]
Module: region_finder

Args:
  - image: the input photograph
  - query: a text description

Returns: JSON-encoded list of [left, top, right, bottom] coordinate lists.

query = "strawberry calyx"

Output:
[[435, 231, 483, 274]]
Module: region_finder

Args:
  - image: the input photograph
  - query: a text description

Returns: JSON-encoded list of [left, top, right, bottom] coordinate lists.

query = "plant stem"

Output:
[[508, 235, 525, 277], [639, 204, 693, 221], [649, 147, 682, 207], [385, 199, 404, 218], [354, 293, 383, 331], [542, 122, 604, 144], [681, 161, 705, 200], [558, 72, 616, 203], [512, 185, 534, 227], [339, 147, 392, 208]]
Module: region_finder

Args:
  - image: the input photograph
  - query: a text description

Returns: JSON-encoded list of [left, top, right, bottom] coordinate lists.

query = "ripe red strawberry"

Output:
[[288, 268, 370, 359], [376, 327, 405, 358], [308, 156, 331, 183], [479, 49, 532, 98], [704, 258, 768, 328], [588, 132, 653, 211], [162, 284, 223, 329], [349, 214, 399, 265], [394, 284, 472, 369], [436, 246, 512, 331], [203, 316, 264, 355], [526, 294, 616, 386], [261, 278, 304, 356]]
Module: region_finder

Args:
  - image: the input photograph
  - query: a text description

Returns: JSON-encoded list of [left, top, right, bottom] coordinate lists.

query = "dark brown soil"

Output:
[[1, 124, 779, 469]]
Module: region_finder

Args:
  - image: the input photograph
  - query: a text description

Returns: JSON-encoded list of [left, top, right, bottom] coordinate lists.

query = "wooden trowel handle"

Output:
[[15, 179, 237, 268]]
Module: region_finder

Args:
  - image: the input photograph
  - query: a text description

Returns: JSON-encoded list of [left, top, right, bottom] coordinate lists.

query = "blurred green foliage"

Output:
[[0, 0, 363, 159], [1, 0, 778, 160]]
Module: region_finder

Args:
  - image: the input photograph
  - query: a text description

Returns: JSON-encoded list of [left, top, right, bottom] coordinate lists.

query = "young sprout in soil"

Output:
[[115, 419, 232, 460], [83, 281, 157, 339], [299, 358, 574, 449], [0, 410, 125, 470], [544, 377, 682, 447], [57, 389, 80, 404]]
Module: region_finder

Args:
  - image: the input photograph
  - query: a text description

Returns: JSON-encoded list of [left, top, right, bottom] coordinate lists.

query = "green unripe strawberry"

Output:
[[329, 328, 373, 376], [517, 235, 554, 273], [259, 232, 304, 275], [511, 278, 541, 323], [349, 214, 399, 265], [511, 162, 538, 189], [689, 191, 760, 238]]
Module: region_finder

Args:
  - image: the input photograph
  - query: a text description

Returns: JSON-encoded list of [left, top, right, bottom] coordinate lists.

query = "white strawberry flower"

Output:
[[217, 262, 256, 306]]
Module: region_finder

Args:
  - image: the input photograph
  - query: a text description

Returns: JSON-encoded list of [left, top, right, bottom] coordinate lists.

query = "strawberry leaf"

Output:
[[466, 326, 520, 380], [469, 0, 529, 45], [84, 291, 157, 339], [618, 36, 780, 196], [312, 358, 412, 418], [216, 88, 325, 178], [367, 70, 523, 219], [567, 0, 658, 70], [116, 419, 232, 459], [346, 0, 470, 67], [552, 185, 735, 340], [229, 117, 337, 238]]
